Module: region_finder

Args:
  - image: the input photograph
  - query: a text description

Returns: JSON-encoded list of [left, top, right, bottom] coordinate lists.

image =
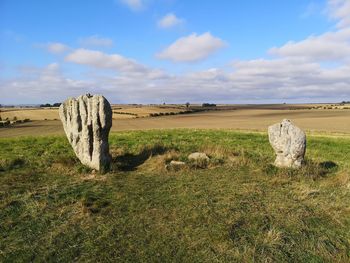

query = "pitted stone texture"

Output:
[[188, 152, 210, 168], [166, 160, 186, 171], [59, 94, 112, 172], [268, 119, 306, 168]]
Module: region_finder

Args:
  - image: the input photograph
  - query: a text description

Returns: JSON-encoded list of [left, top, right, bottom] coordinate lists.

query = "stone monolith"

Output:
[[59, 94, 112, 172], [268, 119, 306, 168]]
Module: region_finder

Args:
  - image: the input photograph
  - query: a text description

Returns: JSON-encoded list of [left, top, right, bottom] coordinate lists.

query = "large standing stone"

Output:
[[59, 94, 112, 172], [268, 119, 306, 168]]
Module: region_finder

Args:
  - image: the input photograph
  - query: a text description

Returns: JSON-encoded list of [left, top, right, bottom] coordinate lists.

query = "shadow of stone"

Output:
[[112, 144, 168, 171], [319, 161, 338, 170], [263, 159, 339, 179], [310, 160, 339, 178]]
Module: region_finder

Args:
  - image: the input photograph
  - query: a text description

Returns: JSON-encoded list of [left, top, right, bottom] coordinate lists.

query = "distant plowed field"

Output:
[[1, 106, 349, 137], [112, 109, 350, 134]]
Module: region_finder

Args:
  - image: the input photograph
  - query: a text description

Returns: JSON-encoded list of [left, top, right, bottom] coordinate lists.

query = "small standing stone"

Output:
[[59, 94, 112, 172], [268, 119, 306, 168]]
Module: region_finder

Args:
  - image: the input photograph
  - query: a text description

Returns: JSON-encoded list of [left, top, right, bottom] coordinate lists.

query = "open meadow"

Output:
[[1, 104, 350, 261], [1, 129, 350, 262]]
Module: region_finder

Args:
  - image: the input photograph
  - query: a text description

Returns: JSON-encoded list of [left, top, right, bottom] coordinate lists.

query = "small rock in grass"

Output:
[[188, 152, 210, 168], [166, 160, 186, 171]]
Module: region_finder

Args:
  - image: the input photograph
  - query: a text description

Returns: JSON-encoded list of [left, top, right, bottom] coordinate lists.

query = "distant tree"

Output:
[[202, 103, 216, 107], [185, 102, 190, 108], [53, 102, 61, 107], [40, 103, 52, 107]]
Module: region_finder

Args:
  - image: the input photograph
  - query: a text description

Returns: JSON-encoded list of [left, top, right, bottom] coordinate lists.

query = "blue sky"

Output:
[[0, 0, 349, 104]]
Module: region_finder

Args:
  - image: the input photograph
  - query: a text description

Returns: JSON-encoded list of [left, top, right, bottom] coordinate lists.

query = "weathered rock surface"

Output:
[[188, 152, 210, 168], [59, 94, 112, 172], [268, 119, 306, 168], [166, 160, 186, 171]]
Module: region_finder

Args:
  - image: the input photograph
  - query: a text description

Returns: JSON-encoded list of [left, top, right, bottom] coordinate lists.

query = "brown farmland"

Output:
[[0, 104, 349, 138]]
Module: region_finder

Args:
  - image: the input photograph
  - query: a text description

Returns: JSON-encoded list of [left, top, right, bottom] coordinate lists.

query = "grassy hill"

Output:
[[1, 130, 349, 262]]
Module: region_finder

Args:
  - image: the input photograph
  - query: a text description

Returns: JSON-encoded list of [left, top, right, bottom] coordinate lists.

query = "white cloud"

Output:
[[99, 60, 350, 102], [269, 28, 350, 61], [327, 0, 350, 28], [3, 53, 350, 104], [79, 35, 113, 47], [64, 48, 167, 80], [0, 63, 93, 104], [269, 0, 350, 63], [65, 48, 146, 73], [45, 42, 70, 54], [158, 13, 184, 29], [157, 32, 226, 62], [119, 0, 143, 11]]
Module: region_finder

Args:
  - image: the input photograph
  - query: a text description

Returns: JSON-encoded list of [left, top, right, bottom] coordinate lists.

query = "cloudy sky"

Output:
[[0, 0, 349, 104]]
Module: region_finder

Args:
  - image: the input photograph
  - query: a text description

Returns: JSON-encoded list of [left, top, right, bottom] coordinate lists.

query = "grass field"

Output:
[[1, 130, 349, 262]]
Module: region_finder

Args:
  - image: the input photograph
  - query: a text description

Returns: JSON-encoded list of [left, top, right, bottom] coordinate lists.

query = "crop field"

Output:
[[2, 103, 349, 122], [0, 108, 60, 121], [0, 105, 349, 138], [0, 104, 188, 122], [1, 130, 349, 262], [112, 105, 186, 118], [109, 108, 350, 134]]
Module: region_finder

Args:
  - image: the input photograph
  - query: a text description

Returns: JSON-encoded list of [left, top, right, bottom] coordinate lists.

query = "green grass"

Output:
[[0, 129, 349, 262]]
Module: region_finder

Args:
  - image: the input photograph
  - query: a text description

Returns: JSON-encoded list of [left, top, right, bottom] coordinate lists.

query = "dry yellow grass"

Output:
[[112, 105, 185, 117], [112, 114, 136, 119]]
